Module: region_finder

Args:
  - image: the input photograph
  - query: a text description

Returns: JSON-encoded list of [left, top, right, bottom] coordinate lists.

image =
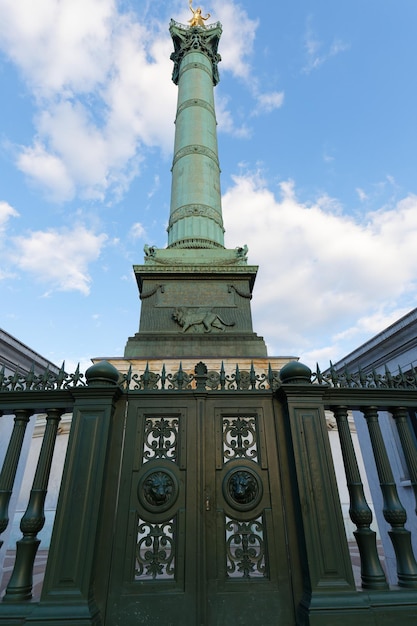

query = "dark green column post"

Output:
[[390, 406, 417, 515], [332, 405, 387, 589], [0, 410, 32, 550], [27, 361, 122, 625], [278, 362, 356, 624], [4, 408, 64, 602], [362, 406, 417, 588]]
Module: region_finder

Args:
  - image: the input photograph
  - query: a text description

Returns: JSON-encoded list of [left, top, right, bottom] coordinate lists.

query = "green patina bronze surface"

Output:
[[168, 20, 224, 251], [125, 18, 267, 358]]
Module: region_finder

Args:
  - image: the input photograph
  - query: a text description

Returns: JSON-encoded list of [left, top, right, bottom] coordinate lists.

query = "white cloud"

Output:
[[252, 91, 284, 116], [0, 0, 176, 202], [303, 18, 349, 73], [222, 173, 417, 363], [323, 150, 335, 164], [147, 175, 160, 199], [0, 1, 272, 198], [212, 0, 259, 80], [333, 307, 412, 344], [0, 201, 19, 232], [0, 0, 114, 96], [0, 202, 19, 279], [301, 305, 413, 366], [213, 2, 284, 126], [130, 222, 146, 240], [356, 188, 368, 202], [12, 225, 107, 294], [215, 93, 251, 138], [17, 141, 74, 202]]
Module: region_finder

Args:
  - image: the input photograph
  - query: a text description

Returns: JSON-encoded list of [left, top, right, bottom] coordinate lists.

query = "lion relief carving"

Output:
[[143, 471, 174, 507], [228, 471, 258, 505], [172, 307, 235, 333]]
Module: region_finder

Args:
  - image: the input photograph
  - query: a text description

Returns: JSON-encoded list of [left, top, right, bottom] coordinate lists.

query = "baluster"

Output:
[[362, 406, 417, 588], [3, 408, 63, 602], [332, 406, 387, 588], [391, 406, 417, 515], [0, 410, 32, 549]]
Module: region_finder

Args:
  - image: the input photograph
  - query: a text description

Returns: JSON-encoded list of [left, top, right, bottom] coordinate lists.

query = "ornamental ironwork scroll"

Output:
[[3, 359, 417, 394], [135, 518, 176, 580], [223, 416, 258, 462], [143, 416, 179, 462], [225, 516, 266, 579], [314, 362, 417, 389], [120, 361, 279, 391], [0, 363, 85, 392]]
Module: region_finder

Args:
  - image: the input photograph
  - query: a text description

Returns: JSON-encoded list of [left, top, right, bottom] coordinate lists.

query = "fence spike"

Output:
[[56, 362, 66, 389], [267, 363, 273, 387], [235, 364, 241, 389], [357, 366, 366, 388], [250, 362, 256, 389], [25, 364, 36, 391], [220, 361, 226, 389], [143, 362, 150, 389], [125, 364, 132, 390], [177, 362, 184, 389]]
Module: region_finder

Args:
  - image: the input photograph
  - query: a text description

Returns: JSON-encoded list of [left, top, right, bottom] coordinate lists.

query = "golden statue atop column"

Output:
[[188, 0, 210, 27]]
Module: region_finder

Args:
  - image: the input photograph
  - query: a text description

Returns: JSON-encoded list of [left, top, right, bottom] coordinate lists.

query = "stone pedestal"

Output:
[[124, 249, 267, 358]]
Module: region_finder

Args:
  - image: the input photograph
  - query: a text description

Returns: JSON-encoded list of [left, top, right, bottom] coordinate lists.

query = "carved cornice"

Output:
[[172, 144, 220, 169], [169, 204, 224, 229], [169, 20, 222, 86]]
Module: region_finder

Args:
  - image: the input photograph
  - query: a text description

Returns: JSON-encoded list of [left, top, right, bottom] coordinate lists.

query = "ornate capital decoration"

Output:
[[169, 20, 222, 86]]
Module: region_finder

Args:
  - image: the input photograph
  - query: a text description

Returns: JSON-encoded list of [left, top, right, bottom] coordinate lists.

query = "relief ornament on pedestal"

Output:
[[172, 307, 235, 333]]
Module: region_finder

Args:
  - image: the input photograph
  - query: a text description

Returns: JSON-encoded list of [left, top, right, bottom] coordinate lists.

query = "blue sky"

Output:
[[1, 0, 417, 373]]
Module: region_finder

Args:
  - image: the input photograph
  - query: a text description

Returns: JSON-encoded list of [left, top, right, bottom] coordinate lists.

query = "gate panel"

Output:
[[204, 399, 295, 626], [105, 394, 295, 626], [106, 399, 198, 625]]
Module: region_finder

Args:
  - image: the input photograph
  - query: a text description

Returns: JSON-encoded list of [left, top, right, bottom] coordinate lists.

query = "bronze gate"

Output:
[[105, 393, 296, 625]]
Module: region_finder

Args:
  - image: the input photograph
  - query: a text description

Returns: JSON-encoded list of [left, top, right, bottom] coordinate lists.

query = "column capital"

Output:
[[169, 20, 222, 85]]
